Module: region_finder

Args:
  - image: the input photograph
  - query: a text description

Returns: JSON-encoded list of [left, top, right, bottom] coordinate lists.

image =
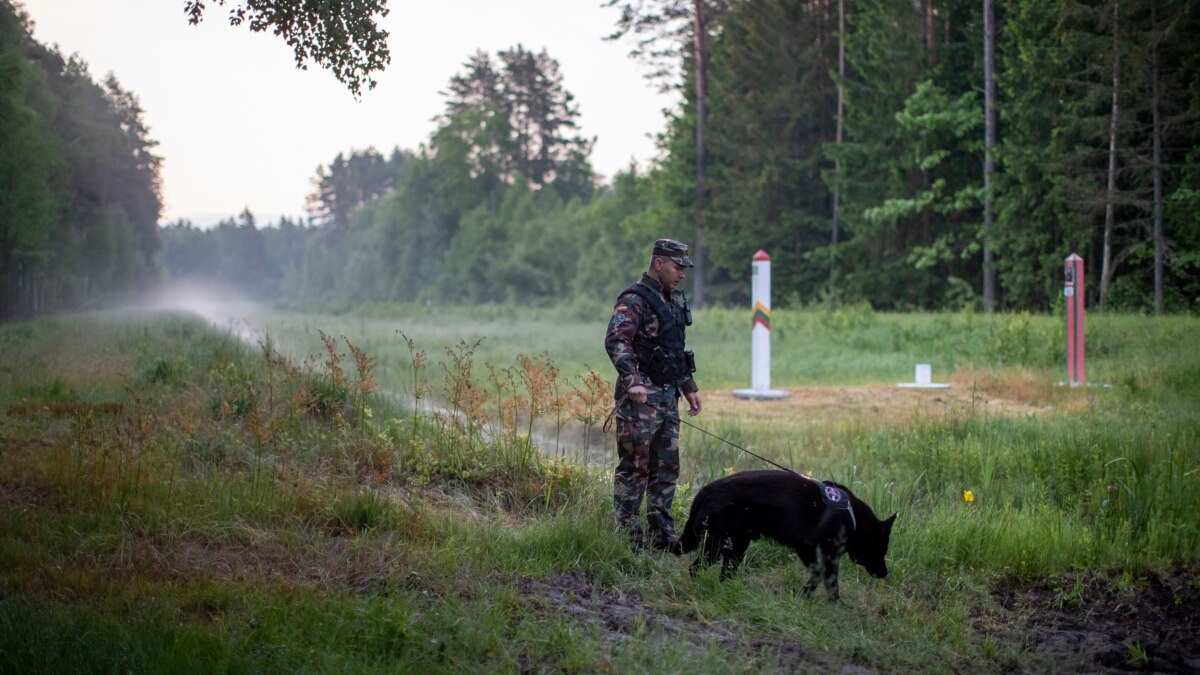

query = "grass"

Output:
[[0, 305, 1197, 672]]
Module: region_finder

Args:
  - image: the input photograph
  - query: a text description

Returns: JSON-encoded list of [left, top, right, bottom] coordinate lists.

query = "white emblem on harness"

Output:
[[824, 485, 841, 502]]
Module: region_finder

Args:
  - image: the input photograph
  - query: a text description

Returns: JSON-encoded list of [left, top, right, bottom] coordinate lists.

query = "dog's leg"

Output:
[[822, 532, 849, 602], [690, 530, 719, 577], [822, 553, 841, 602], [718, 534, 750, 581], [797, 544, 821, 596]]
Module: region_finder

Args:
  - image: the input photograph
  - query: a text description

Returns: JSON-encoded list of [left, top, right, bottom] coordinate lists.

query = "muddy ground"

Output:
[[516, 568, 1199, 673]]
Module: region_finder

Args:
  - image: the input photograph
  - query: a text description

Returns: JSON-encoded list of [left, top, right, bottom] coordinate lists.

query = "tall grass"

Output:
[[1, 308, 1197, 673], [183, 303, 1200, 573]]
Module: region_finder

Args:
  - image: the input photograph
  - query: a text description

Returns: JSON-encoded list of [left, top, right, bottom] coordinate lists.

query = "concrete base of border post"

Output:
[[732, 387, 791, 400], [896, 363, 950, 389]]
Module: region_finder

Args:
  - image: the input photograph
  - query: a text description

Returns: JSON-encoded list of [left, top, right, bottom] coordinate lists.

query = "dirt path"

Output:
[[703, 382, 1052, 425], [987, 569, 1200, 673], [513, 568, 1199, 673]]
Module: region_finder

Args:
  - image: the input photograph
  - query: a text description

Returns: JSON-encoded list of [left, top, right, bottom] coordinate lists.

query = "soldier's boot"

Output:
[[646, 499, 680, 554], [613, 501, 647, 553], [645, 519, 681, 555]]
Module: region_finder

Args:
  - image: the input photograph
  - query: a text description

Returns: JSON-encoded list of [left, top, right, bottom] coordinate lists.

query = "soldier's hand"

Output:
[[685, 391, 702, 416], [627, 384, 648, 405]]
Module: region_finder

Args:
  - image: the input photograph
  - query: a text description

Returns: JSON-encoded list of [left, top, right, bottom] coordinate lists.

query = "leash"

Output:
[[605, 395, 798, 475], [603, 395, 856, 534]]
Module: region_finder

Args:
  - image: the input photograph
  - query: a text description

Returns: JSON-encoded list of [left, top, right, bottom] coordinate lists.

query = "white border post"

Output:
[[733, 250, 789, 400]]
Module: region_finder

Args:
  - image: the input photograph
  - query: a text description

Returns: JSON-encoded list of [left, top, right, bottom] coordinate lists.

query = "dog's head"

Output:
[[848, 512, 896, 579]]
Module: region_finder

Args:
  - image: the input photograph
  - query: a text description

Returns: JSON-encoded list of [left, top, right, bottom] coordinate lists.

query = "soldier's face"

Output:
[[656, 258, 688, 291]]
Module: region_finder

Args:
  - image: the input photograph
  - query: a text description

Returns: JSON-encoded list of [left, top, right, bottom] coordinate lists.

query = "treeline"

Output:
[[0, 2, 161, 321], [8, 1, 1198, 319], [162, 0, 1200, 314], [664, 0, 1200, 311], [162, 45, 659, 312]]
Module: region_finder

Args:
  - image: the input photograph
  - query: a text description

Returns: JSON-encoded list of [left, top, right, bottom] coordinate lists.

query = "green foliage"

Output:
[[152, 0, 1200, 315], [0, 3, 162, 321], [306, 147, 410, 232], [183, 0, 390, 98]]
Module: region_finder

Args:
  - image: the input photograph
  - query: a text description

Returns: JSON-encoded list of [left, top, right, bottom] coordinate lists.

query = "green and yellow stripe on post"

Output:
[[752, 301, 770, 330]]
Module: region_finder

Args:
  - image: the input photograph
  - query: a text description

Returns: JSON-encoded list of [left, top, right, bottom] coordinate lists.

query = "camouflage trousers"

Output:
[[613, 395, 681, 550]]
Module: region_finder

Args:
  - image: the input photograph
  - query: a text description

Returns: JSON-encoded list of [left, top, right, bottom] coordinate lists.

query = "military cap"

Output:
[[652, 238, 694, 267]]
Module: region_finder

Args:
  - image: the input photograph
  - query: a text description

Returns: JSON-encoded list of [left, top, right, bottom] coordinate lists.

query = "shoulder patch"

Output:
[[612, 313, 628, 325]]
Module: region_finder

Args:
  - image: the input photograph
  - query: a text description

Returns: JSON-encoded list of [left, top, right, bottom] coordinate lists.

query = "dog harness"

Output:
[[799, 476, 856, 543], [818, 482, 857, 531]]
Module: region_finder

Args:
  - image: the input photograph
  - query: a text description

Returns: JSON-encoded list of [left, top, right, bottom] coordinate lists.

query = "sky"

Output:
[[19, 0, 678, 227]]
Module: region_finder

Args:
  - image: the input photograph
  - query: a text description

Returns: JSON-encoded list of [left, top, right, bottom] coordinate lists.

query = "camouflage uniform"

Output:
[[605, 240, 698, 551]]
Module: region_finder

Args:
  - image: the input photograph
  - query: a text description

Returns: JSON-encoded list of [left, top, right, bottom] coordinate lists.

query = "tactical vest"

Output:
[[621, 282, 691, 386]]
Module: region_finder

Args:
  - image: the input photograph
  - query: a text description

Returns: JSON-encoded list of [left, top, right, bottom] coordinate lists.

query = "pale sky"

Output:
[[19, 0, 677, 227]]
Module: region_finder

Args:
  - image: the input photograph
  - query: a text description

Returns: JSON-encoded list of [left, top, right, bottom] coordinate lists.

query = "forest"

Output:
[[0, 2, 161, 321], [2, 0, 1198, 322]]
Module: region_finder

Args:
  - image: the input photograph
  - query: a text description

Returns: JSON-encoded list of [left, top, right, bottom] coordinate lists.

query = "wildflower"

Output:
[[963, 490, 975, 504], [805, 470, 814, 478], [724, 466, 736, 476]]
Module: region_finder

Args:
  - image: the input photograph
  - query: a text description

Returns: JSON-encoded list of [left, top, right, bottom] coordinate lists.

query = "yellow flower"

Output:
[[963, 490, 975, 503], [724, 466, 736, 476], [805, 470, 814, 477]]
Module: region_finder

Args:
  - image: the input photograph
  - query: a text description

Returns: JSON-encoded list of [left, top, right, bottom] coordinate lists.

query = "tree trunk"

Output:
[[692, 0, 708, 308], [982, 0, 996, 313], [1151, 0, 1164, 314], [830, 0, 845, 310], [925, 0, 937, 67], [1100, 0, 1120, 311]]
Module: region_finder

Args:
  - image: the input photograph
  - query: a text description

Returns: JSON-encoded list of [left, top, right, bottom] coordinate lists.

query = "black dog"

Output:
[[678, 470, 896, 601]]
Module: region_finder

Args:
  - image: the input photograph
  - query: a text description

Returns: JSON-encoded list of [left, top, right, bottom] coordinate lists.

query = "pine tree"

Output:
[[438, 47, 593, 195]]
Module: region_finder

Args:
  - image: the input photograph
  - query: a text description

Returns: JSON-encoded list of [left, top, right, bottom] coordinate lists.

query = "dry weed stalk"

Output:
[[440, 338, 490, 437], [344, 337, 376, 399], [318, 330, 346, 388], [569, 368, 611, 428], [486, 362, 519, 439], [343, 336, 376, 426], [398, 331, 430, 437], [398, 331, 429, 400], [516, 353, 561, 457], [570, 368, 612, 461]]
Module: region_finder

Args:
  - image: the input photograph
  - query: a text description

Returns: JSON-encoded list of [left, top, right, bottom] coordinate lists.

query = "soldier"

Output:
[[605, 238, 703, 553]]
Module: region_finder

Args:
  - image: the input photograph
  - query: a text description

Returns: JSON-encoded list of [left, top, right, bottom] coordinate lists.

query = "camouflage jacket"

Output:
[[605, 274, 699, 400]]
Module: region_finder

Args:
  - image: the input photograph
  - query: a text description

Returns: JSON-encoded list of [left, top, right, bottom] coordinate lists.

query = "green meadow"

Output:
[[1, 306, 1196, 673]]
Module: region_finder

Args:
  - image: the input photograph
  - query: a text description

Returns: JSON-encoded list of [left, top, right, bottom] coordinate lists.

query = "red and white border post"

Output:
[[1064, 254, 1086, 386], [733, 250, 790, 400]]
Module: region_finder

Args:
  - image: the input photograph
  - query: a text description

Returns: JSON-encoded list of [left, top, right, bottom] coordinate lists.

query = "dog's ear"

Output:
[[882, 513, 897, 534]]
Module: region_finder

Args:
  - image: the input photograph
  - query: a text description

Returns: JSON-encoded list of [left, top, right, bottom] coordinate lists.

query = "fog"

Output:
[[140, 281, 264, 345]]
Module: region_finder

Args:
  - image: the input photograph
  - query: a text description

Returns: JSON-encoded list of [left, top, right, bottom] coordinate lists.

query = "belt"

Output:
[[643, 382, 677, 404]]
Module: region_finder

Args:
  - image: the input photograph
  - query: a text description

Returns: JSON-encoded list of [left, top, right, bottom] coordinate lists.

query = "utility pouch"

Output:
[[647, 346, 669, 373], [684, 348, 696, 374]]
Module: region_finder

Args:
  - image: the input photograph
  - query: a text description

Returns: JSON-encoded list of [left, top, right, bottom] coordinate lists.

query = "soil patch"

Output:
[[515, 571, 876, 673], [986, 569, 1200, 673], [513, 569, 1199, 673], [705, 384, 1050, 425]]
